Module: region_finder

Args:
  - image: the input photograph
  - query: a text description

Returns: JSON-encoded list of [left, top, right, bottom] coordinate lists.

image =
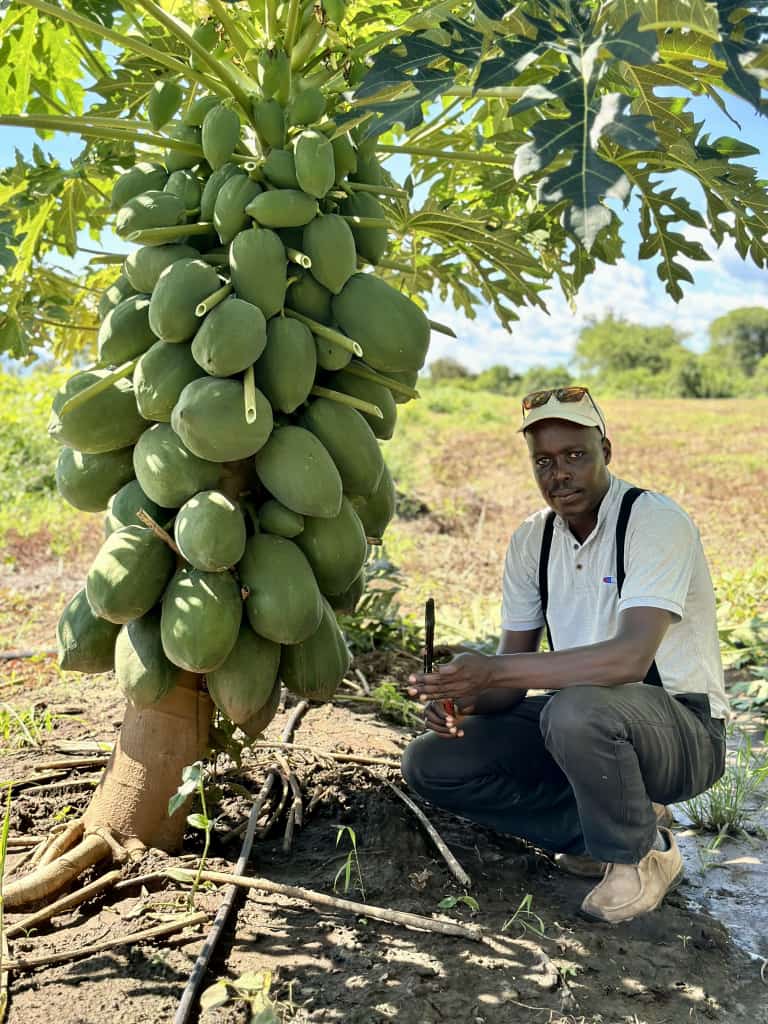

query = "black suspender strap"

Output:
[[615, 488, 663, 687], [539, 510, 556, 651], [537, 489, 663, 685]]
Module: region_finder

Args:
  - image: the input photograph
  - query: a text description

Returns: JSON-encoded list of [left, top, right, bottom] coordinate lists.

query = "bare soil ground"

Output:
[[1, 525, 767, 1024]]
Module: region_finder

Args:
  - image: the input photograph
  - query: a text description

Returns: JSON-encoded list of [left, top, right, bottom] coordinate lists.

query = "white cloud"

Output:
[[425, 243, 768, 371]]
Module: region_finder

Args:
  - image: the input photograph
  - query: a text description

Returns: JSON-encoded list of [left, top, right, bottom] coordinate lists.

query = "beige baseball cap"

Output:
[[518, 386, 607, 436]]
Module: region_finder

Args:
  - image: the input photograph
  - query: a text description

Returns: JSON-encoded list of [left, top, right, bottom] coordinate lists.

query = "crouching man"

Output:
[[403, 387, 728, 923]]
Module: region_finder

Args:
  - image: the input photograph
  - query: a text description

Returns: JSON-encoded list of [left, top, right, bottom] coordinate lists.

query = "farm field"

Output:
[[1, 381, 768, 1024]]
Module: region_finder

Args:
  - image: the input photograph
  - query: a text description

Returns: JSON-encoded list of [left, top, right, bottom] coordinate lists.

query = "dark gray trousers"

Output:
[[401, 684, 726, 864]]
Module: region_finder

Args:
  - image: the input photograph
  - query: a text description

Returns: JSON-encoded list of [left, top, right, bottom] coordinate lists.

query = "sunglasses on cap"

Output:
[[521, 386, 606, 435]]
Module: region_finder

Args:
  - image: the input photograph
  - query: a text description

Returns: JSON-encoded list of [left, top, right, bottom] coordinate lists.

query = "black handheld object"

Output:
[[423, 597, 435, 675]]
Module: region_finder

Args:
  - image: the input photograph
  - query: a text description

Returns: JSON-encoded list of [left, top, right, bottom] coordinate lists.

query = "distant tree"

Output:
[[429, 357, 472, 382], [472, 364, 521, 393], [519, 364, 574, 395], [708, 307, 768, 377], [574, 314, 687, 377]]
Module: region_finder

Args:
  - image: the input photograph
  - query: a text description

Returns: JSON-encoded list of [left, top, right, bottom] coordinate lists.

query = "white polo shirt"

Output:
[[500, 474, 729, 719]]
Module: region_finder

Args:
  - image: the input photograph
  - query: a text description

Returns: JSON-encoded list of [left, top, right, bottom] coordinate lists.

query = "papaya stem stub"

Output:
[[428, 318, 457, 338], [58, 358, 140, 418], [195, 282, 232, 317], [286, 248, 312, 269], [310, 385, 384, 420], [244, 365, 258, 424], [284, 309, 363, 357], [126, 222, 214, 245]]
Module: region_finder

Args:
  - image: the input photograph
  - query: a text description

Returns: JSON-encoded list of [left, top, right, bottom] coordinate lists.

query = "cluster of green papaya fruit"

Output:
[[53, 31, 430, 740]]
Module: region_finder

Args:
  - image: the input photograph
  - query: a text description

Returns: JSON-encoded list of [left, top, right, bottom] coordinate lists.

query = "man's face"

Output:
[[525, 419, 612, 523]]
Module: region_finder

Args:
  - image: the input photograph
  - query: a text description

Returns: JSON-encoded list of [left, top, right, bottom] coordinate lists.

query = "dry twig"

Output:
[[250, 741, 400, 768], [6, 870, 123, 939], [3, 912, 207, 971]]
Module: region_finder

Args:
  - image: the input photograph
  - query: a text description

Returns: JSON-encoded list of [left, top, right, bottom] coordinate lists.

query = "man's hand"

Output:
[[408, 651, 499, 704], [423, 696, 475, 738]]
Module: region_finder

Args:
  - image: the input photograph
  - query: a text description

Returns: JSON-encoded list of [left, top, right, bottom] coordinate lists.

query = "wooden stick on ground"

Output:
[[173, 699, 311, 1024], [171, 868, 484, 941], [33, 757, 109, 771], [377, 776, 472, 889], [2, 912, 208, 972], [249, 741, 400, 769], [6, 870, 123, 939]]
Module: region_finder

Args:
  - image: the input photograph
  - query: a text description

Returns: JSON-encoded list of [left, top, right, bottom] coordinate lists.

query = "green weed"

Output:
[[680, 731, 768, 844], [333, 825, 365, 901], [438, 893, 480, 913], [502, 893, 548, 939], [368, 682, 423, 728], [168, 761, 214, 910], [0, 703, 57, 751], [200, 968, 295, 1022]]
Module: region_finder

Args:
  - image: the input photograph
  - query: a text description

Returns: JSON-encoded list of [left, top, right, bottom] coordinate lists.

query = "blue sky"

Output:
[[3, 92, 767, 372]]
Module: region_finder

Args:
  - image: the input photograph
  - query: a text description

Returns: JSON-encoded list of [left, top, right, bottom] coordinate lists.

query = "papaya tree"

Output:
[[0, 0, 766, 908]]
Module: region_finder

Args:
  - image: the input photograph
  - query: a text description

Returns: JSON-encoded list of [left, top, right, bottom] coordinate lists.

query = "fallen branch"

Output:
[[174, 699, 310, 1024], [2, 911, 208, 971], [34, 757, 108, 771], [172, 868, 483, 941], [377, 776, 472, 889], [4, 837, 46, 850], [0, 650, 56, 662], [6, 869, 122, 939], [249, 741, 400, 769]]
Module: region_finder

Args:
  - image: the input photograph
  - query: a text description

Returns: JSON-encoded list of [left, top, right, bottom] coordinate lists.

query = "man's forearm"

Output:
[[489, 636, 651, 692]]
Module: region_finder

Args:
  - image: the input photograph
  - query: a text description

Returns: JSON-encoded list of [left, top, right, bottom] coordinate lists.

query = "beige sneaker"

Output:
[[554, 803, 673, 878], [580, 827, 683, 923]]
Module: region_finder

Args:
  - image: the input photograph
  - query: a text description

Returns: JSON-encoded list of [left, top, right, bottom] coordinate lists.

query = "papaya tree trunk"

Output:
[[83, 673, 213, 851]]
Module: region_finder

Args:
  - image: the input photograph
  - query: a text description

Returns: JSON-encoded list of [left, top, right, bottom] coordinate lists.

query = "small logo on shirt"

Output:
[[602, 576, 617, 584]]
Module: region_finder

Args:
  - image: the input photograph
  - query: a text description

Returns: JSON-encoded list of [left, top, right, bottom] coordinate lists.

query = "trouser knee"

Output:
[[400, 735, 430, 797], [540, 686, 615, 757]]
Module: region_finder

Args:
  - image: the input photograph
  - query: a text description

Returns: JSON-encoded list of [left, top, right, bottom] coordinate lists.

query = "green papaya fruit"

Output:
[[164, 169, 202, 212], [327, 569, 364, 615], [262, 149, 299, 190], [148, 257, 221, 342], [174, 490, 247, 571], [331, 132, 357, 183], [98, 295, 155, 366], [254, 426, 342, 519], [295, 496, 367, 595], [161, 568, 242, 673], [229, 227, 287, 318], [300, 397, 384, 498], [171, 377, 273, 462], [206, 624, 281, 725], [350, 462, 396, 540], [386, 367, 420, 403], [133, 423, 221, 507], [245, 190, 318, 229], [352, 153, 384, 186], [147, 78, 183, 130], [240, 676, 281, 738], [191, 297, 267, 377], [252, 98, 285, 150], [182, 93, 220, 127], [105, 479, 173, 537], [340, 192, 388, 265], [98, 273, 136, 320], [287, 86, 326, 126], [294, 130, 335, 199], [190, 21, 219, 70], [280, 596, 350, 701], [213, 175, 263, 245], [252, 316, 315, 413], [115, 191, 186, 241], [239, 533, 323, 644], [329, 368, 397, 440], [332, 273, 429, 373], [302, 214, 356, 294], [56, 446, 135, 514], [258, 499, 304, 538], [164, 124, 202, 173], [200, 163, 243, 222], [124, 244, 199, 294], [314, 334, 352, 371], [134, 340, 206, 422], [286, 272, 332, 324], [258, 47, 291, 102], [49, 370, 146, 454], [116, 610, 181, 707], [57, 588, 120, 673], [111, 162, 168, 212], [202, 104, 241, 170], [86, 525, 176, 624]]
